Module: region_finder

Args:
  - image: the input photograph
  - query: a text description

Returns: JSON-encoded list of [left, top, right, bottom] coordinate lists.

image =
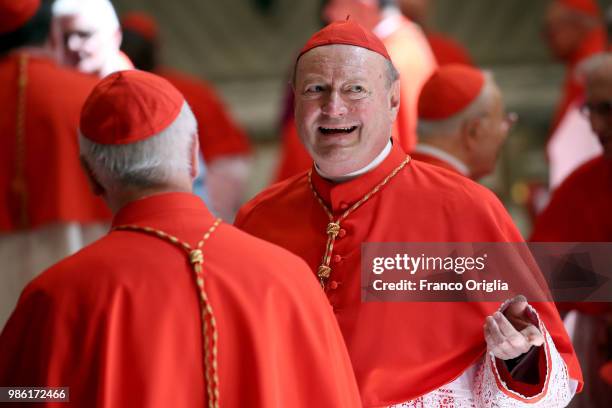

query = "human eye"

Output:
[[77, 31, 93, 39], [348, 84, 365, 93], [304, 84, 325, 94]]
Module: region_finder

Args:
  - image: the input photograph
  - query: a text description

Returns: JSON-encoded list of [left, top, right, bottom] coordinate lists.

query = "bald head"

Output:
[[580, 52, 612, 158]]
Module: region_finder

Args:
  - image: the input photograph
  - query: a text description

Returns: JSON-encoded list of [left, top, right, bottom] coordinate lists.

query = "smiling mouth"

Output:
[[318, 126, 358, 135]]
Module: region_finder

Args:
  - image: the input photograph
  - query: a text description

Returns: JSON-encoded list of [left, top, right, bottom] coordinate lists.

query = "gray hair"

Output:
[[417, 71, 496, 138], [577, 52, 612, 84], [52, 0, 119, 32], [385, 58, 400, 87], [79, 102, 197, 190]]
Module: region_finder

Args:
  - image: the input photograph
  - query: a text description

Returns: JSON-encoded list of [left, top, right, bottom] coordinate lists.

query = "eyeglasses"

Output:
[[580, 101, 612, 118], [501, 112, 518, 132]]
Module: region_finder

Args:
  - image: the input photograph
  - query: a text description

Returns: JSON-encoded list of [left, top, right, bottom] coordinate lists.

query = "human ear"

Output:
[[388, 80, 401, 121], [461, 118, 483, 152]]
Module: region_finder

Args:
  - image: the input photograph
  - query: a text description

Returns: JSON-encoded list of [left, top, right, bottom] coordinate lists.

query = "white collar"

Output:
[[315, 140, 393, 182], [413, 144, 470, 176]]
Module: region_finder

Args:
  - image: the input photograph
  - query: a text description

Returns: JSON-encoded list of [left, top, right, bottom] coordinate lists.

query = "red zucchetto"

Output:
[[121, 11, 159, 41], [0, 0, 40, 34], [80, 70, 184, 145], [418, 64, 485, 120], [298, 19, 391, 61]]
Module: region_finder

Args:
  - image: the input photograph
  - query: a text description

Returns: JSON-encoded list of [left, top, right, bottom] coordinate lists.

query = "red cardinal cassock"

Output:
[[0, 70, 361, 408], [236, 20, 582, 408]]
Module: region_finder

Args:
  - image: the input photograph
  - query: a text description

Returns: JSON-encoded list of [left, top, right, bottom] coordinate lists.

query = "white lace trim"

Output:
[[391, 302, 576, 407]]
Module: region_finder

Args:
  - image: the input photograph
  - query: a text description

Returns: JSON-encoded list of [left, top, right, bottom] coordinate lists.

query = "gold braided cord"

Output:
[[308, 156, 411, 288], [113, 218, 222, 408], [12, 53, 29, 229]]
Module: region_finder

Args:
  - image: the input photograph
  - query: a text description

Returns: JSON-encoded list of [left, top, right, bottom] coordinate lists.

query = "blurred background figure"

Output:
[[121, 12, 252, 222], [398, 0, 474, 66], [415, 64, 514, 181], [275, 0, 436, 182], [50, 0, 133, 77], [531, 52, 612, 408], [607, 4, 612, 40], [0, 0, 110, 328], [543, 0, 606, 190]]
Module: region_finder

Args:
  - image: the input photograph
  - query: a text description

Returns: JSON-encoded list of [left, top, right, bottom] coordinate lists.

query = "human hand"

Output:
[[484, 295, 545, 360]]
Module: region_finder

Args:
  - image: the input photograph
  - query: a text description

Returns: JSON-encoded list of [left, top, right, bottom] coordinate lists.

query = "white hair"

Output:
[[79, 102, 197, 190], [417, 71, 496, 138], [52, 0, 119, 32], [577, 52, 612, 83]]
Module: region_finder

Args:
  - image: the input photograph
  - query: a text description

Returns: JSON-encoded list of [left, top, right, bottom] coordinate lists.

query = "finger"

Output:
[[486, 316, 506, 345], [494, 312, 520, 338], [523, 305, 539, 326], [484, 321, 500, 350], [521, 325, 545, 347], [494, 312, 531, 352], [504, 295, 528, 318], [489, 315, 534, 358]]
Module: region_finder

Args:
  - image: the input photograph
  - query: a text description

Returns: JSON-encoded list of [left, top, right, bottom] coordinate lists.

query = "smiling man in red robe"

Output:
[[0, 70, 361, 407], [236, 20, 582, 406]]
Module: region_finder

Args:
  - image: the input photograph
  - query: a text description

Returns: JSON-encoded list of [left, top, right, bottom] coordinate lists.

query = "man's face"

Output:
[[470, 85, 510, 179], [53, 13, 119, 75], [585, 73, 612, 159], [294, 44, 400, 177], [543, 2, 585, 61]]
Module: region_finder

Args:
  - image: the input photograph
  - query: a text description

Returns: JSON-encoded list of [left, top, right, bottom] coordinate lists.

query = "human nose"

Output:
[[321, 91, 348, 117], [66, 34, 82, 51]]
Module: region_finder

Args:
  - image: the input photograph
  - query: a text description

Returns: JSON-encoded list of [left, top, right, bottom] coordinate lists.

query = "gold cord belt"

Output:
[[113, 219, 222, 408], [308, 156, 411, 289]]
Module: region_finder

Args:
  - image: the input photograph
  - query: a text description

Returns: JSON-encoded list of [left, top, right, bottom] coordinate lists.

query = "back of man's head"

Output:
[[418, 64, 493, 139], [417, 64, 509, 179], [79, 70, 198, 200], [0, 0, 52, 55]]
